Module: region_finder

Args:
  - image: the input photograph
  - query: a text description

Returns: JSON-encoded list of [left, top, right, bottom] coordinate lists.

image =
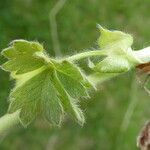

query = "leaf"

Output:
[[94, 56, 130, 73], [41, 71, 64, 125], [53, 60, 85, 81], [9, 69, 64, 126], [1, 40, 91, 126], [52, 71, 85, 125], [1, 40, 46, 74], [53, 60, 93, 88], [52, 60, 92, 98], [97, 25, 133, 50], [57, 72, 89, 98]]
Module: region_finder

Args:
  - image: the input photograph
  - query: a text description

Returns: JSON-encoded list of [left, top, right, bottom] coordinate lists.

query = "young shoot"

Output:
[[0, 25, 150, 136]]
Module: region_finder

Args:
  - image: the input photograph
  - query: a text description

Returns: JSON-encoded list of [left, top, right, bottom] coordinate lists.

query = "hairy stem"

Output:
[[67, 47, 150, 63], [0, 111, 20, 137], [67, 49, 107, 61]]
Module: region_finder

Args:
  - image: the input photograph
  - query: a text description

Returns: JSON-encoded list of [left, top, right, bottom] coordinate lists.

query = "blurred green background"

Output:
[[0, 0, 150, 149]]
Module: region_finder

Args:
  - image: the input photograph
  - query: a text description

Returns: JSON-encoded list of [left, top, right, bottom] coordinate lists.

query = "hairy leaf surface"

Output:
[[98, 25, 133, 50], [1, 40, 46, 74], [9, 69, 64, 126], [1, 40, 91, 126]]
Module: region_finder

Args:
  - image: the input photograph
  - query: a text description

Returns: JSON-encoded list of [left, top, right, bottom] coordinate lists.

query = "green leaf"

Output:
[[53, 60, 85, 81], [98, 25, 133, 50], [9, 69, 64, 126], [94, 56, 130, 73], [41, 71, 64, 126], [1, 40, 46, 74], [53, 60, 93, 88], [1, 40, 91, 126], [52, 71, 85, 125], [52, 60, 92, 98], [57, 72, 89, 98]]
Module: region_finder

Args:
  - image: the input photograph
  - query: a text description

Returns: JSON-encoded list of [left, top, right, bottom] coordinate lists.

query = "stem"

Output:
[[0, 111, 20, 137], [67, 46, 150, 63], [67, 49, 107, 61], [134, 46, 150, 63]]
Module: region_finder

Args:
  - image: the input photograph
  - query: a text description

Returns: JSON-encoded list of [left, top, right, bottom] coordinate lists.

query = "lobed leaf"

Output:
[[1, 40, 91, 126], [1, 40, 46, 75]]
